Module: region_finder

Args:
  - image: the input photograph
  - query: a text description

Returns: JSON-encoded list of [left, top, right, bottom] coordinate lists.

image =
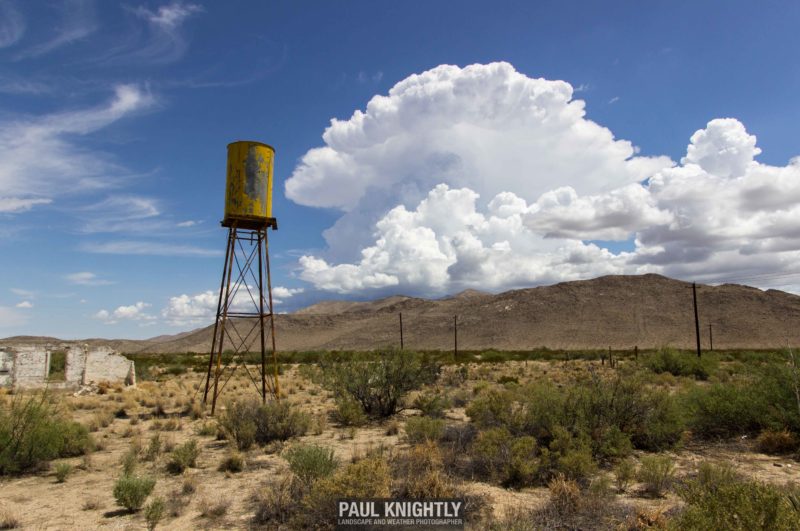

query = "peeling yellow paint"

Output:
[[224, 140, 274, 224]]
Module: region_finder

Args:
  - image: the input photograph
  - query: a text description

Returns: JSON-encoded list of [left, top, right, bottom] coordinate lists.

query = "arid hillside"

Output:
[[4, 274, 800, 352]]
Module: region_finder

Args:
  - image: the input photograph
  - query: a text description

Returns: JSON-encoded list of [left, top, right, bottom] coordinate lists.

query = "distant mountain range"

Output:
[[3, 274, 800, 353]]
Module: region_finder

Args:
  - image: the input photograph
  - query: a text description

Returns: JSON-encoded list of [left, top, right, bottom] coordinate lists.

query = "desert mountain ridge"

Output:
[[3, 274, 800, 352]]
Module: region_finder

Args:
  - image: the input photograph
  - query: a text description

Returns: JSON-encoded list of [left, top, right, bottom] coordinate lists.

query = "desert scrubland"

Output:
[[2, 348, 800, 530]]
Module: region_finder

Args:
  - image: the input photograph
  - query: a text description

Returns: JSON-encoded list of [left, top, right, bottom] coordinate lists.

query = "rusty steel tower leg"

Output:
[[211, 227, 238, 415], [258, 228, 267, 403], [265, 229, 280, 400], [203, 227, 234, 404]]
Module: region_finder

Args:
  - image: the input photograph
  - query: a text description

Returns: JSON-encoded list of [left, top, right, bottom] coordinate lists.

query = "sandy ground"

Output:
[[1, 360, 799, 530]]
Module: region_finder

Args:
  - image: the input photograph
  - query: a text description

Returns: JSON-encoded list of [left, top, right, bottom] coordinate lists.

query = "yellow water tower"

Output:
[[204, 140, 280, 414], [222, 140, 276, 229]]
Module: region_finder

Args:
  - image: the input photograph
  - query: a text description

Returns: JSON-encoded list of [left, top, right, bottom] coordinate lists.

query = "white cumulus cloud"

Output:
[[94, 301, 154, 324], [287, 62, 800, 295], [298, 183, 628, 294], [162, 285, 303, 327], [285, 62, 672, 261]]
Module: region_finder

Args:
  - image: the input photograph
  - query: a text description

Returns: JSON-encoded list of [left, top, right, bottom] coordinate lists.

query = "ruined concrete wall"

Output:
[[0, 350, 12, 386], [11, 346, 50, 389], [0, 345, 135, 389], [81, 347, 135, 386], [65, 345, 87, 385]]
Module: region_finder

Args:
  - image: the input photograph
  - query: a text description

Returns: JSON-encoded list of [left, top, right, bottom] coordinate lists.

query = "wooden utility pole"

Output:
[[454, 315, 458, 357], [399, 312, 404, 350], [708, 323, 713, 351], [692, 282, 701, 358]]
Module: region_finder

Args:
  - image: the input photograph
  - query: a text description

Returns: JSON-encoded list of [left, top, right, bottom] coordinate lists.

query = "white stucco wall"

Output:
[[12, 346, 50, 388], [65, 345, 87, 385], [0, 350, 12, 386], [82, 347, 135, 386], [0, 345, 135, 389]]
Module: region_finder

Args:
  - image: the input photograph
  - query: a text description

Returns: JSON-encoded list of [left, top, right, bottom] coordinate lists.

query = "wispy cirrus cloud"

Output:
[[77, 195, 162, 233], [0, 75, 51, 95], [10, 288, 34, 299], [0, 197, 52, 213], [134, 2, 202, 29], [82, 240, 220, 257], [0, 84, 154, 213], [0, 1, 25, 48], [94, 1, 202, 66], [13, 0, 96, 60], [65, 271, 114, 286]]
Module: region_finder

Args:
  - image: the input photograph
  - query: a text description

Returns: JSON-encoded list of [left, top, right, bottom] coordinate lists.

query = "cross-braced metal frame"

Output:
[[202, 220, 280, 414]]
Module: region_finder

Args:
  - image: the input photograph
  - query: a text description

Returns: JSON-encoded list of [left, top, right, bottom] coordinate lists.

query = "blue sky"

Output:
[[1, 0, 799, 339]]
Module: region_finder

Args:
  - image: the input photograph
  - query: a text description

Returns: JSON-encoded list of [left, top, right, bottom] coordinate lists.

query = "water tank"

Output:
[[223, 141, 275, 228]]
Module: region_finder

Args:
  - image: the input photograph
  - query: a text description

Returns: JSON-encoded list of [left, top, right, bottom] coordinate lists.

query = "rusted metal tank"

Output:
[[223, 141, 274, 227]]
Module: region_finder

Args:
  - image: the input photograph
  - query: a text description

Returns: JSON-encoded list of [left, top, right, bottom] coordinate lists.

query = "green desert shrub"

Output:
[[675, 462, 800, 530], [466, 389, 523, 433], [166, 439, 198, 474], [144, 497, 165, 530], [218, 399, 310, 450], [317, 350, 441, 418], [298, 456, 391, 527], [283, 444, 338, 485], [218, 450, 245, 473], [331, 395, 367, 427], [637, 454, 675, 497], [684, 382, 766, 438], [412, 392, 450, 418], [543, 427, 597, 485], [113, 474, 156, 512], [217, 400, 258, 450], [144, 434, 162, 461], [614, 457, 637, 493], [565, 374, 684, 456], [466, 376, 683, 462], [685, 361, 800, 440], [643, 347, 716, 380], [254, 400, 311, 443], [0, 393, 92, 475], [497, 375, 519, 385], [404, 416, 445, 444], [54, 462, 72, 483], [470, 427, 539, 488]]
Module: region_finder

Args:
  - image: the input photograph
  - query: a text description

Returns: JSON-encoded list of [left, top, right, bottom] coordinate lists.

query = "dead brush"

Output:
[[547, 474, 581, 517], [252, 477, 302, 526], [0, 508, 21, 529], [181, 475, 198, 495], [199, 496, 229, 519], [82, 497, 102, 511], [394, 442, 457, 499]]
